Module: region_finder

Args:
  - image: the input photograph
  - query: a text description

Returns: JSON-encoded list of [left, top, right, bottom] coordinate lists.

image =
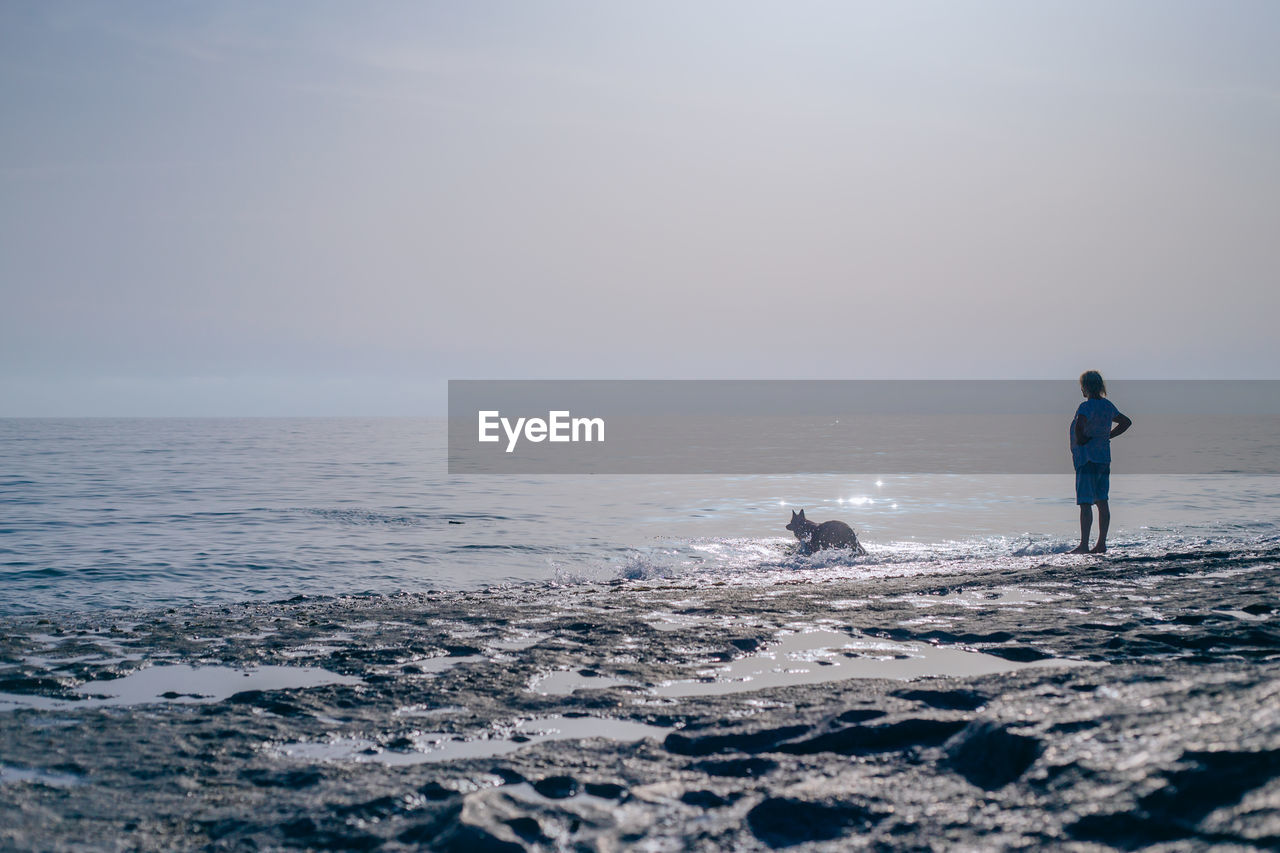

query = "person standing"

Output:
[[1070, 371, 1132, 554]]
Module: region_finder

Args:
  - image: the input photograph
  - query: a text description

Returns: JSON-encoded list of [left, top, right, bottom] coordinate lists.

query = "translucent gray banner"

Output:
[[447, 380, 1280, 475]]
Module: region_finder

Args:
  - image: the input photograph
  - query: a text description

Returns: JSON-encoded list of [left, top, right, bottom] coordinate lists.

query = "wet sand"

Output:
[[1, 544, 1278, 850]]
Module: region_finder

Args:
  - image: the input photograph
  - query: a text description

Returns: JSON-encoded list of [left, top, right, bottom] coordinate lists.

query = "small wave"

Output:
[[0, 565, 66, 578], [274, 508, 516, 527], [590, 537, 869, 585], [283, 508, 423, 527], [1011, 539, 1079, 557], [586, 531, 1280, 589]]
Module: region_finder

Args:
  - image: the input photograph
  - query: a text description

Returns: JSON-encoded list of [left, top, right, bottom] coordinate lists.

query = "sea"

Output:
[[3, 417, 1276, 616], [3, 417, 1279, 849]]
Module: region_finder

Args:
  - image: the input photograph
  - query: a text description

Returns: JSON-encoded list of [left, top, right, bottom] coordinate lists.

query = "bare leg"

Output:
[[1071, 504, 1092, 553], [1091, 501, 1110, 553]]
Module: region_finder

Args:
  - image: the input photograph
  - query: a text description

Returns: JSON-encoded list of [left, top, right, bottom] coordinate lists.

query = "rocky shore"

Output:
[[2, 544, 1278, 850]]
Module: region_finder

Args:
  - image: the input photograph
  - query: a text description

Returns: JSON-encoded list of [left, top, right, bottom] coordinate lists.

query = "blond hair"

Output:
[[1080, 370, 1106, 397]]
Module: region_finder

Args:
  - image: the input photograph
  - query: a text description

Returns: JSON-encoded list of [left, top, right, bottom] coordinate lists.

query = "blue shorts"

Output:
[[1075, 462, 1110, 505]]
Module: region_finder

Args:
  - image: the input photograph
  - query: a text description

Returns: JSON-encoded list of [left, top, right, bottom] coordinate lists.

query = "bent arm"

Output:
[[1110, 413, 1132, 438], [1074, 413, 1088, 445]]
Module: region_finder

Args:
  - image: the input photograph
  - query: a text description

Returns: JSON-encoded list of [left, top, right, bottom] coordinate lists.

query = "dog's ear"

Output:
[[796, 509, 806, 520], [790, 509, 798, 520]]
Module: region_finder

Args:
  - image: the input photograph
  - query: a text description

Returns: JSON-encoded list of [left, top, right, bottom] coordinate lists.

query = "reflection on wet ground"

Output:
[[0, 663, 362, 711], [277, 715, 672, 766], [652, 629, 1095, 697], [2, 544, 1279, 850]]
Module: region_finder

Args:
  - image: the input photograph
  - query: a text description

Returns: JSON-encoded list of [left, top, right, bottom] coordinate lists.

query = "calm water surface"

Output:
[[2, 418, 1277, 615]]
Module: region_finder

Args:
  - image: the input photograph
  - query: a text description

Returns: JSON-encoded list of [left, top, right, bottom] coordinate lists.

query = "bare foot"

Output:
[[1069, 545, 1091, 554], [1090, 542, 1107, 554]]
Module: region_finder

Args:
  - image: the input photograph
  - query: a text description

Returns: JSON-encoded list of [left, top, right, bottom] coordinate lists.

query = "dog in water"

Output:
[[786, 509, 867, 555]]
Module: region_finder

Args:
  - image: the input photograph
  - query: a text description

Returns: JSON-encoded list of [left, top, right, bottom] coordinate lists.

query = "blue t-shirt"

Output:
[[1072, 397, 1121, 466], [1068, 419, 1086, 469]]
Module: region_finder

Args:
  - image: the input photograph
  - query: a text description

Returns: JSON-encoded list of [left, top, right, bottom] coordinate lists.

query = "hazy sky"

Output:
[[2, 1, 1278, 415]]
